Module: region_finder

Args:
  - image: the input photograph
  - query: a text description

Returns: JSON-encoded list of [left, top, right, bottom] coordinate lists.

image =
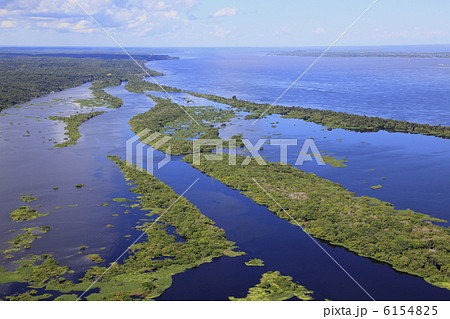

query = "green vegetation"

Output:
[[0, 156, 243, 300], [112, 198, 127, 202], [371, 185, 383, 190], [6, 290, 52, 301], [125, 78, 185, 94], [93, 89, 123, 108], [184, 154, 450, 289], [322, 155, 348, 168], [3, 227, 51, 253], [190, 93, 450, 139], [48, 111, 106, 147], [229, 271, 314, 301], [74, 86, 123, 109], [75, 184, 86, 188], [87, 254, 105, 264], [0, 255, 70, 289], [0, 52, 166, 111], [245, 258, 264, 266], [129, 96, 238, 155], [19, 192, 37, 202], [10, 206, 48, 222]]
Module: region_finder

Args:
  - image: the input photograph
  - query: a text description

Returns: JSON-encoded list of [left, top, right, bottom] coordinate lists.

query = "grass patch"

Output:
[[19, 192, 37, 202], [322, 155, 348, 168], [10, 206, 48, 222], [2, 227, 51, 253], [87, 254, 105, 264], [245, 258, 264, 266], [112, 198, 127, 202], [229, 271, 314, 301]]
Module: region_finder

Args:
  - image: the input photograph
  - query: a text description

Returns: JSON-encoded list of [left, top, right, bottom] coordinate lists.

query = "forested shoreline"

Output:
[[0, 53, 168, 111], [190, 93, 450, 139]]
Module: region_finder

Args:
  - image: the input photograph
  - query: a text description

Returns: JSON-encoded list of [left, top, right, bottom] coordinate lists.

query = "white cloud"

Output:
[[312, 27, 326, 34], [161, 10, 179, 19], [0, 20, 17, 28], [36, 19, 96, 33], [212, 7, 238, 17], [0, 0, 198, 37]]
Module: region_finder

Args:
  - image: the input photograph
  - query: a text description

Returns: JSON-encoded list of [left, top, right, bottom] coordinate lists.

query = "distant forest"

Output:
[[0, 52, 173, 111]]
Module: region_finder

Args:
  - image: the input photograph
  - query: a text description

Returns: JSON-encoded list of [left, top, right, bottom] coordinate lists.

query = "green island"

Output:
[[112, 198, 127, 202], [184, 154, 450, 290], [229, 271, 314, 301], [245, 258, 265, 266], [48, 111, 106, 148], [129, 96, 239, 155], [0, 51, 169, 111], [0, 156, 244, 300], [2, 227, 51, 253], [87, 254, 105, 264], [74, 81, 123, 109], [10, 206, 48, 222], [125, 77, 185, 94]]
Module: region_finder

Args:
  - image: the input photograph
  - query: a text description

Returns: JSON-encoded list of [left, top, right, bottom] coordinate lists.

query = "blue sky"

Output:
[[0, 0, 449, 47]]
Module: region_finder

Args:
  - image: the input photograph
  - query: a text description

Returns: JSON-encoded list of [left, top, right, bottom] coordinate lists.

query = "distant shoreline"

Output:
[[269, 51, 450, 58]]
